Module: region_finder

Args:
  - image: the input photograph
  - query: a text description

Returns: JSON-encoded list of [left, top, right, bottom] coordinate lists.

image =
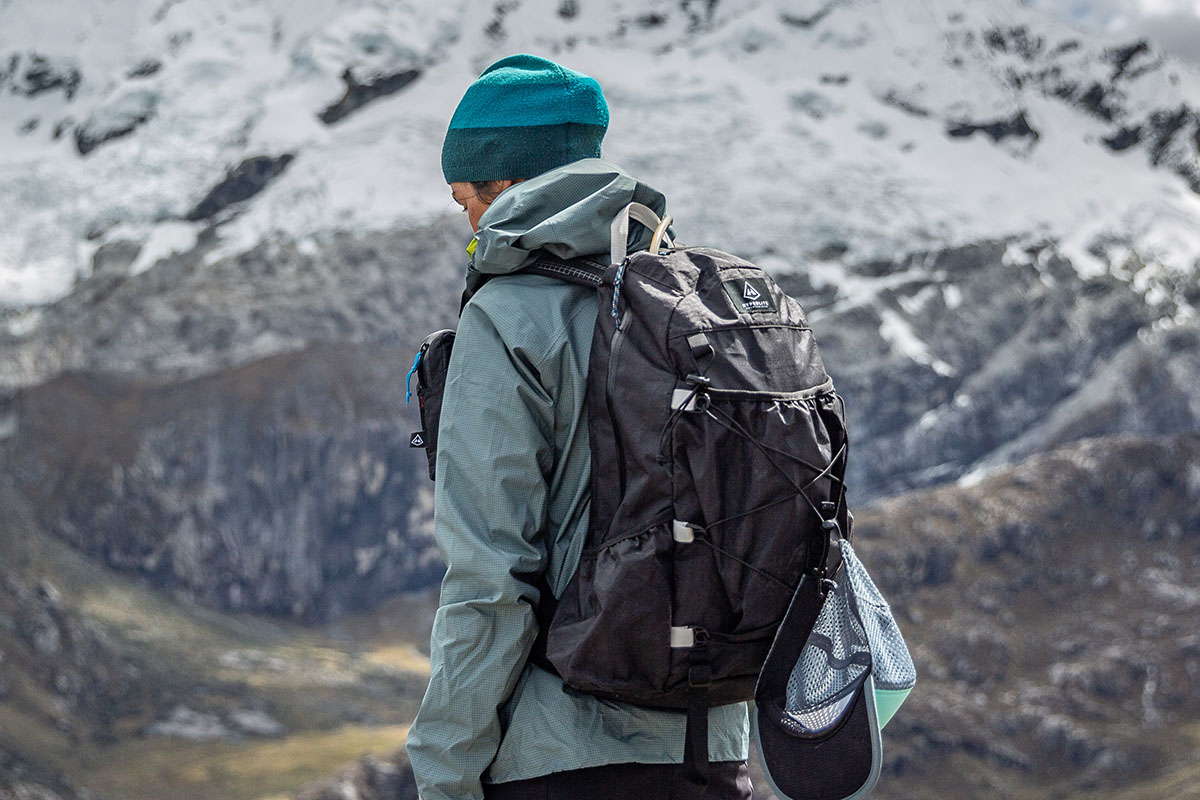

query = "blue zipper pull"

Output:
[[611, 259, 628, 322], [404, 350, 423, 404]]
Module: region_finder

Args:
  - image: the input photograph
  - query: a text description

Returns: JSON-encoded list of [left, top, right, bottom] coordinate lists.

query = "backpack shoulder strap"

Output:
[[521, 251, 609, 287]]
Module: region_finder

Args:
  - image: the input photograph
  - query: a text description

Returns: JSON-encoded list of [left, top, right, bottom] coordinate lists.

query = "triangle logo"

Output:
[[721, 277, 776, 313], [409, 432, 426, 448]]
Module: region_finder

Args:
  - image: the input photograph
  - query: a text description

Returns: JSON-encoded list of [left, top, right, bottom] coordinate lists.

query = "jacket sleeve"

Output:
[[406, 298, 557, 800]]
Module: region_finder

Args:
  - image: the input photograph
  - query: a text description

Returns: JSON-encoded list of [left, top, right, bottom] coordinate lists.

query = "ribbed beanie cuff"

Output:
[[442, 54, 609, 183]]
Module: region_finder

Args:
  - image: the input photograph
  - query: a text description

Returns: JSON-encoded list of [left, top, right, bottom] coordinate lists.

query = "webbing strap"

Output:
[[682, 642, 712, 787], [610, 202, 673, 264]]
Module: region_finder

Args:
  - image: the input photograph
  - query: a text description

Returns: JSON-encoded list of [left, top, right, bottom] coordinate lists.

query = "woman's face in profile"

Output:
[[449, 182, 488, 232], [450, 180, 520, 233]]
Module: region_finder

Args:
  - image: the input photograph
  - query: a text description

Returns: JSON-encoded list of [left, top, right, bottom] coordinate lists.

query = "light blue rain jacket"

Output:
[[406, 159, 749, 800]]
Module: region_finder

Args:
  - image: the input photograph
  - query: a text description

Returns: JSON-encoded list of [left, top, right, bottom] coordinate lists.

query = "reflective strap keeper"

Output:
[[670, 626, 696, 648], [672, 388, 699, 412], [673, 520, 696, 543]]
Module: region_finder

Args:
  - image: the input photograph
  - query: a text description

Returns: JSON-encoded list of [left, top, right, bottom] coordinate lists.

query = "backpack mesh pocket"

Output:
[[784, 560, 871, 734], [842, 540, 917, 694], [784, 539, 914, 733]]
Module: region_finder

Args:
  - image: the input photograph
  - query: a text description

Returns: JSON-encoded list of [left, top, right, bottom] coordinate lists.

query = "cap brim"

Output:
[[753, 673, 882, 800]]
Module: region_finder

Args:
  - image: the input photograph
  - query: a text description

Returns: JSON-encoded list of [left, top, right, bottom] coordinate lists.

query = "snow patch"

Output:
[[129, 222, 199, 276], [879, 308, 955, 375], [957, 463, 992, 488], [943, 284, 963, 309], [897, 284, 942, 315], [4, 307, 43, 337]]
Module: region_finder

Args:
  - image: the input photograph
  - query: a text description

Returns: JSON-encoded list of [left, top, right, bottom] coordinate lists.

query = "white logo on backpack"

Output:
[[743, 281, 762, 301]]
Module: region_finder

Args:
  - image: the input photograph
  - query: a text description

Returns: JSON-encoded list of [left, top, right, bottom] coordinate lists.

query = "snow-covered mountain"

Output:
[[2, 0, 1199, 312], [3, 4, 1200, 798]]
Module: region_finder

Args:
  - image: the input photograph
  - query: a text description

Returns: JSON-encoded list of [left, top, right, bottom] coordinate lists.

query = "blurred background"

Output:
[[1, 0, 1199, 798]]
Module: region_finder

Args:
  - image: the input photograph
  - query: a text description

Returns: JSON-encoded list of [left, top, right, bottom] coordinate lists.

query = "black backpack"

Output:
[[408, 203, 850, 783]]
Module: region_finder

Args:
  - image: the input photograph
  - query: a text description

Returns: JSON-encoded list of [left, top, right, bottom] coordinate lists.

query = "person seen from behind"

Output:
[[405, 54, 753, 799]]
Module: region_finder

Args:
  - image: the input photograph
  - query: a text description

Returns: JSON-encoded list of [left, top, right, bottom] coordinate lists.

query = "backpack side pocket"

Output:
[[408, 329, 456, 481]]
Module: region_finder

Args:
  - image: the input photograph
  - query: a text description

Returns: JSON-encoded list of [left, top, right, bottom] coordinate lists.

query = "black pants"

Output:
[[483, 761, 753, 800]]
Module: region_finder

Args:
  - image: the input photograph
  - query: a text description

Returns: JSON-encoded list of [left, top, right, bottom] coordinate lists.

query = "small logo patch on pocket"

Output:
[[723, 277, 776, 314]]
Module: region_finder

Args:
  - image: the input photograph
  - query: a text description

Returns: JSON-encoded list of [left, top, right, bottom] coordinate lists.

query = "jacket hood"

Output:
[[467, 158, 668, 282]]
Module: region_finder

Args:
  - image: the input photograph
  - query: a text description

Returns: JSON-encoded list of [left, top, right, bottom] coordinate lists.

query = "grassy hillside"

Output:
[[0, 476, 436, 800]]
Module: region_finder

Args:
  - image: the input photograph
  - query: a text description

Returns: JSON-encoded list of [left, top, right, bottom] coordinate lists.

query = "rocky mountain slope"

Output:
[[287, 433, 1200, 800], [0, 475, 435, 800], [5, 342, 441, 620], [2, 0, 1200, 797]]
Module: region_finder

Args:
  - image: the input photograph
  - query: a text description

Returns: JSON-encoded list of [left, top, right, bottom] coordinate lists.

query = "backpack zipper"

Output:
[[607, 301, 631, 496]]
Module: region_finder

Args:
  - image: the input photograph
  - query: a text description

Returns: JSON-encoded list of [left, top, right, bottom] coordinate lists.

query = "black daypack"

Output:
[[408, 203, 851, 784]]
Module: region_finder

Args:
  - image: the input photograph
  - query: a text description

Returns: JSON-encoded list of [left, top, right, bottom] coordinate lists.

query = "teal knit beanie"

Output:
[[441, 54, 609, 183]]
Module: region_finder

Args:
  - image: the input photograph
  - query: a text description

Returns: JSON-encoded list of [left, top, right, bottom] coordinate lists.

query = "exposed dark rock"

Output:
[[812, 241, 850, 260], [1075, 81, 1120, 122], [184, 154, 295, 221], [878, 89, 931, 118], [318, 68, 422, 126], [681, 0, 720, 32], [0, 747, 78, 800], [854, 433, 1200, 797], [983, 26, 1045, 61], [293, 750, 419, 800], [1049, 76, 1077, 100], [1103, 125, 1142, 151], [1049, 38, 1081, 56], [0, 221, 464, 393], [779, 2, 836, 29], [0, 53, 17, 90], [946, 110, 1039, 143], [1145, 105, 1193, 166], [292, 434, 1200, 800], [75, 117, 148, 156], [557, 0, 578, 20], [3, 345, 441, 618], [810, 240, 1200, 501], [1106, 39, 1152, 81], [89, 239, 142, 280], [74, 92, 158, 156], [18, 117, 38, 135], [51, 117, 73, 140], [636, 12, 667, 28], [126, 58, 163, 79], [167, 30, 193, 54], [4, 343, 441, 620], [0, 568, 137, 744], [9, 53, 82, 100], [482, 0, 521, 42]]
